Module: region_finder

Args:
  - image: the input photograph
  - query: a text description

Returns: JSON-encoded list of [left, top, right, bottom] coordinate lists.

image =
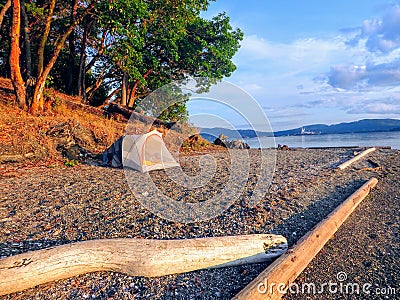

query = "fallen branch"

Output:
[[0, 234, 287, 296], [104, 103, 179, 131], [233, 177, 378, 300], [337, 147, 376, 170], [366, 159, 380, 168]]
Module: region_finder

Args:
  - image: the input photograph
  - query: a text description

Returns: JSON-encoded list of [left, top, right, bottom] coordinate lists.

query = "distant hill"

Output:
[[199, 127, 272, 141], [200, 119, 400, 141], [274, 119, 400, 136]]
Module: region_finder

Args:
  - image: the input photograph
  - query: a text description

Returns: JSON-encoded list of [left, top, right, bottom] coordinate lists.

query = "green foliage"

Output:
[[1, 0, 242, 121], [64, 159, 79, 167], [101, 1, 243, 122], [24, 2, 45, 19]]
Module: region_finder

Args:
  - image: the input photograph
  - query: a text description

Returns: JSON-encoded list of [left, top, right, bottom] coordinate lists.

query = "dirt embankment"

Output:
[[0, 77, 214, 165]]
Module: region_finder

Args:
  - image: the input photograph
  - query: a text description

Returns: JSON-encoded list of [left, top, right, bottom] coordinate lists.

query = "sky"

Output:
[[186, 0, 400, 131]]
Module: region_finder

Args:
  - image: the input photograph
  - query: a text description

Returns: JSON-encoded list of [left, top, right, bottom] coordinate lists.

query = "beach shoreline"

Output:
[[0, 148, 398, 299]]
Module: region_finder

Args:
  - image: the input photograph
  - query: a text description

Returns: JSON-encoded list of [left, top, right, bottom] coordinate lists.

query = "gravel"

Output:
[[0, 148, 398, 299]]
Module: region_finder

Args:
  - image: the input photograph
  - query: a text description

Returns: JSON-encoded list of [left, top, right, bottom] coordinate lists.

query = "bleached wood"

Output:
[[337, 147, 376, 170], [0, 234, 287, 296], [233, 177, 378, 300]]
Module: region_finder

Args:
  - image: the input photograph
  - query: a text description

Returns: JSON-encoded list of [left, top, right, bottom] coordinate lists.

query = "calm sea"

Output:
[[245, 131, 400, 149]]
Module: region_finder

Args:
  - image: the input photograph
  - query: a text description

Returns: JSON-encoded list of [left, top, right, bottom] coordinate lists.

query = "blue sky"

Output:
[[186, 1, 400, 131]]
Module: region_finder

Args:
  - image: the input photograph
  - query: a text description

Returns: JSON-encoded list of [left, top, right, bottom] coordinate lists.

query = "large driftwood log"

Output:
[[105, 103, 179, 131], [0, 234, 287, 296], [233, 177, 378, 300], [337, 147, 376, 170]]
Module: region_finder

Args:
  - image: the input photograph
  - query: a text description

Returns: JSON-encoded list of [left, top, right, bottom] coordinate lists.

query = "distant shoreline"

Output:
[[200, 118, 400, 140], [245, 131, 400, 150]]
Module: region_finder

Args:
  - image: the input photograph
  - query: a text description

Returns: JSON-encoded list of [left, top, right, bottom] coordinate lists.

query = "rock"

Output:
[[63, 145, 86, 161], [71, 122, 98, 148], [213, 134, 249, 149], [213, 137, 227, 147], [278, 144, 290, 150], [46, 122, 74, 150], [46, 122, 96, 159]]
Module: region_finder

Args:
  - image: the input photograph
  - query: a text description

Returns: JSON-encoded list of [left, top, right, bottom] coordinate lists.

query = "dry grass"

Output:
[[0, 77, 219, 164], [0, 78, 125, 162]]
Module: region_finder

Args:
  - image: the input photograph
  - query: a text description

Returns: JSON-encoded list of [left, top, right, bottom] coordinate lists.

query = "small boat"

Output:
[[295, 127, 317, 135]]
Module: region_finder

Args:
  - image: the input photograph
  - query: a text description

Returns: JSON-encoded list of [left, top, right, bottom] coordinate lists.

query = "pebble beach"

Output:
[[0, 148, 399, 299]]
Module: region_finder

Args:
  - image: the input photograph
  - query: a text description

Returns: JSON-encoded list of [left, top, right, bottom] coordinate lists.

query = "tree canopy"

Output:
[[0, 0, 243, 120]]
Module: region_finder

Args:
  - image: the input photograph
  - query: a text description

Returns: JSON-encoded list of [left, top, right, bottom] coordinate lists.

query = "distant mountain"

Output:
[[274, 119, 400, 136], [199, 127, 272, 141], [199, 119, 400, 141]]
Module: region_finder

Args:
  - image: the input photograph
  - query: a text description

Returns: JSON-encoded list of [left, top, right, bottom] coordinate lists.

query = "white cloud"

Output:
[[327, 65, 367, 89], [325, 4, 400, 88], [232, 34, 359, 102], [205, 4, 400, 130], [238, 35, 349, 69], [350, 102, 400, 114], [361, 5, 400, 53]]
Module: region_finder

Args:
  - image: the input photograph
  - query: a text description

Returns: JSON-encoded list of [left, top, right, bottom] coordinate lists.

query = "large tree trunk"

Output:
[[127, 81, 137, 108], [127, 69, 152, 108], [31, 1, 95, 113], [9, 0, 26, 108], [21, 1, 35, 101], [0, 0, 11, 29], [121, 72, 128, 106]]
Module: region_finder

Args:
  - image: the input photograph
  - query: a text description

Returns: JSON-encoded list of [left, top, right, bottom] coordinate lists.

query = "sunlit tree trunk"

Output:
[[127, 69, 152, 108], [126, 81, 137, 108], [31, 1, 95, 113], [9, 0, 26, 109], [121, 72, 128, 106], [32, 31, 73, 113]]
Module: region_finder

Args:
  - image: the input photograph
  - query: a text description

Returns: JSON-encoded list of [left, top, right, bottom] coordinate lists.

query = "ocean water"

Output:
[[245, 131, 400, 149]]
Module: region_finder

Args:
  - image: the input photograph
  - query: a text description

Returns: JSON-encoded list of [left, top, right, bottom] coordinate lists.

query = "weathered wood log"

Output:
[[105, 103, 179, 131], [0, 234, 287, 296], [233, 177, 378, 300], [308, 146, 359, 149], [106, 102, 134, 120], [337, 147, 376, 170]]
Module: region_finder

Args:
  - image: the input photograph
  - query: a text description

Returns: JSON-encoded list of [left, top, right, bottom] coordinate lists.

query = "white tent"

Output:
[[122, 129, 180, 172]]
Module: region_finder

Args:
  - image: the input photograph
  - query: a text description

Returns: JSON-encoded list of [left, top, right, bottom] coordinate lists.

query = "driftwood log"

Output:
[[0, 234, 287, 296], [105, 103, 179, 131], [233, 177, 378, 300], [337, 147, 376, 170]]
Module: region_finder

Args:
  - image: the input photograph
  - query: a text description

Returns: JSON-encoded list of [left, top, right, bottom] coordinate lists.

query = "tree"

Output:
[[123, 11, 243, 121], [3, 0, 242, 121], [9, 0, 26, 108], [6, 0, 97, 113], [0, 0, 11, 29], [30, 1, 96, 113], [90, 0, 242, 121]]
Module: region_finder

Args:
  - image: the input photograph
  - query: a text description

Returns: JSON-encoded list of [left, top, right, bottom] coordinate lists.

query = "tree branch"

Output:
[[0, 0, 11, 29]]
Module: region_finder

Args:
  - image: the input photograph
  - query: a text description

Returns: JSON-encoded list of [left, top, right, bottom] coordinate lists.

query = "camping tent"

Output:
[[102, 129, 180, 172]]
